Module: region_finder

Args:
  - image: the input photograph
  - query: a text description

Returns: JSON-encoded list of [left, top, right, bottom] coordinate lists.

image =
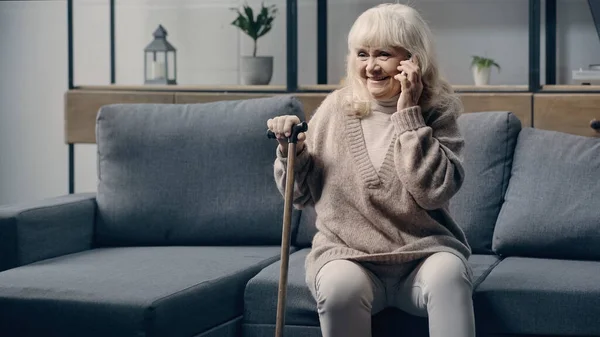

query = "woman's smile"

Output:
[[367, 76, 390, 84]]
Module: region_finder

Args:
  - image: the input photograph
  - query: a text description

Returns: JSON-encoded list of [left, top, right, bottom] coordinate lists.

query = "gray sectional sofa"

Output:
[[0, 95, 598, 337]]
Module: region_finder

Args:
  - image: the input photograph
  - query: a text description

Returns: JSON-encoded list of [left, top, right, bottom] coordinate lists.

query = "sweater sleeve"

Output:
[[389, 105, 465, 210], [273, 93, 331, 209], [273, 142, 314, 209]]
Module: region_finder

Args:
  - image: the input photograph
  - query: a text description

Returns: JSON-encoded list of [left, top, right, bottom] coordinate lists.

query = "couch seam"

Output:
[[472, 257, 503, 292], [143, 253, 282, 333], [491, 113, 512, 254], [193, 316, 243, 337], [96, 112, 103, 182], [501, 112, 511, 201]]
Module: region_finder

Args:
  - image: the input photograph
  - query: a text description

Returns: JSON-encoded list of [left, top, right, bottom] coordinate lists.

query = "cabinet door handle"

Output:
[[591, 119, 600, 133]]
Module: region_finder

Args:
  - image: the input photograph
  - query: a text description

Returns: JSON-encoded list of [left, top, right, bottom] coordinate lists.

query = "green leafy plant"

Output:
[[471, 55, 501, 72], [230, 2, 278, 57]]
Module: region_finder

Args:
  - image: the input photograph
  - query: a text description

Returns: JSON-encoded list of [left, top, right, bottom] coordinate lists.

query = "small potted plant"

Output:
[[230, 2, 278, 85], [471, 55, 501, 86]]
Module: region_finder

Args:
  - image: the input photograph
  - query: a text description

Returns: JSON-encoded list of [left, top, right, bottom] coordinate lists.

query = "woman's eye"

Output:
[[357, 52, 367, 58]]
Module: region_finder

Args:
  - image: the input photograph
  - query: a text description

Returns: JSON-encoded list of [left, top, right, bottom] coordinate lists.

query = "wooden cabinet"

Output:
[[63, 89, 600, 144], [64, 90, 174, 144], [458, 93, 532, 127], [64, 89, 536, 144], [534, 94, 600, 138], [175, 92, 327, 122]]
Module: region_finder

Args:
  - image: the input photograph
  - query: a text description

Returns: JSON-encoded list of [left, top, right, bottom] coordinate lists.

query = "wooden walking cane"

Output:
[[267, 121, 308, 337]]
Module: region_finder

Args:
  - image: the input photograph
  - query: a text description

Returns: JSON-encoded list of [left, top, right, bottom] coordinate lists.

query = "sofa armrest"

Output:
[[0, 192, 96, 272]]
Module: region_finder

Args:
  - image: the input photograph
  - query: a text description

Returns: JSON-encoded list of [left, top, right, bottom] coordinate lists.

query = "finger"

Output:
[[400, 62, 420, 83], [410, 60, 421, 81], [267, 118, 273, 130], [402, 76, 410, 89], [398, 64, 415, 79], [404, 71, 410, 81], [408, 69, 418, 83], [283, 117, 296, 137], [297, 132, 306, 142], [276, 117, 286, 135], [400, 61, 417, 74], [395, 73, 410, 90], [394, 73, 408, 85], [400, 60, 419, 71]]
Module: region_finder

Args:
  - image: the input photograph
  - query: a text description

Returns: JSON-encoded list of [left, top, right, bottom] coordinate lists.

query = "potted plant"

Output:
[[471, 55, 501, 86], [230, 2, 278, 85]]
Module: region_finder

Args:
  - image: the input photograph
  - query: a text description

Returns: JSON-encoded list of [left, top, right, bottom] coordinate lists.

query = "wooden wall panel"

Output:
[[65, 90, 174, 143], [458, 93, 532, 127], [534, 94, 600, 138]]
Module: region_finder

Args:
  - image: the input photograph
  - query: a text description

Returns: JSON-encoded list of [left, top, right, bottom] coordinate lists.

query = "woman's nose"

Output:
[[366, 57, 379, 72]]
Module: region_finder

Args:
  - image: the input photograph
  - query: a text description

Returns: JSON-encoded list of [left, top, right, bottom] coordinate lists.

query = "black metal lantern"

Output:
[[144, 25, 177, 85]]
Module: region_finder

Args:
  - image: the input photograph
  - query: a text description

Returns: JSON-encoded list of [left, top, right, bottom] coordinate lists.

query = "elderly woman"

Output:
[[267, 3, 474, 337]]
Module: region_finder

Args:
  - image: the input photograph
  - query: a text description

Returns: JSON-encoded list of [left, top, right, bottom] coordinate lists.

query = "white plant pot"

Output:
[[240, 56, 273, 85], [472, 66, 491, 86]]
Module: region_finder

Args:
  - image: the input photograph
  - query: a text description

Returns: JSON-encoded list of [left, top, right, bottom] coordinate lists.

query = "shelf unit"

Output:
[[64, 0, 600, 193], [66, 0, 560, 93]]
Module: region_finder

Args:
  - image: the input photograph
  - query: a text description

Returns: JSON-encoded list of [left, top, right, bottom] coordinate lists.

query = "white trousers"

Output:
[[315, 252, 475, 337]]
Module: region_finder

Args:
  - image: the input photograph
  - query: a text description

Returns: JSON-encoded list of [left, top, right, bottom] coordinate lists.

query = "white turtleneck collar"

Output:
[[370, 94, 399, 114]]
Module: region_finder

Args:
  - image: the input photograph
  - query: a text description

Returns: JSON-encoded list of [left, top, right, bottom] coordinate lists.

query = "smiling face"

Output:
[[354, 46, 410, 100]]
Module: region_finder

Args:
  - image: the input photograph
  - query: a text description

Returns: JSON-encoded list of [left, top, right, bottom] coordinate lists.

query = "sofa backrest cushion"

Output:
[[493, 127, 600, 260], [94, 96, 303, 246], [448, 111, 522, 254]]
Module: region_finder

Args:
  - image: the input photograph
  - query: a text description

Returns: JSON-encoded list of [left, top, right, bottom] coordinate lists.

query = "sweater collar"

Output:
[[371, 94, 399, 114]]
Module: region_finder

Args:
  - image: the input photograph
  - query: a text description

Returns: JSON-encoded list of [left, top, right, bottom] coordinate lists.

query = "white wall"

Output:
[[0, 1, 68, 205], [1, 0, 600, 205]]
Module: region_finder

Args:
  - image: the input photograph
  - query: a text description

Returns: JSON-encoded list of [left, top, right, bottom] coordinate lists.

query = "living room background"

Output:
[[1, 0, 600, 205]]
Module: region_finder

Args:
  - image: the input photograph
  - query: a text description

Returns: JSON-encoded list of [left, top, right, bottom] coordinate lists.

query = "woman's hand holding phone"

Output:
[[395, 55, 424, 111]]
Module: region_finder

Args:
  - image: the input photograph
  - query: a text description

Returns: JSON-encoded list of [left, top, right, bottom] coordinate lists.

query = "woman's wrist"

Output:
[[397, 101, 417, 111], [279, 143, 305, 156]]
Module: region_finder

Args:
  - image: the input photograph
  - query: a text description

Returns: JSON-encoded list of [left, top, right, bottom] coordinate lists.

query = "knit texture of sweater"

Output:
[[274, 87, 472, 298]]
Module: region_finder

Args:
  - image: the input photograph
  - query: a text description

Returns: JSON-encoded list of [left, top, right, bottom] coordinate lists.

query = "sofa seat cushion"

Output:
[[474, 257, 600, 336], [243, 248, 500, 336], [0, 246, 283, 337]]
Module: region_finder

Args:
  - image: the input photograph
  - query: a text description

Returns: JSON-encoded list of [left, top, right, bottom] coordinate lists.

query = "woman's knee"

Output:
[[419, 252, 472, 292], [316, 260, 376, 312]]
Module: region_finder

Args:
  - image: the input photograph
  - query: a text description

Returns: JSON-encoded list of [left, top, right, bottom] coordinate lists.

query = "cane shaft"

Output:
[[274, 142, 297, 337]]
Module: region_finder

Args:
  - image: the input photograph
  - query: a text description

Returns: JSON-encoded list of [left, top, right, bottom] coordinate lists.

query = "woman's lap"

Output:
[[315, 252, 472, 317]]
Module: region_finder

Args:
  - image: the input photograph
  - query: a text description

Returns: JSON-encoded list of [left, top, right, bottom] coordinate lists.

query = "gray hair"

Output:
[[342, 3, 462, 118]]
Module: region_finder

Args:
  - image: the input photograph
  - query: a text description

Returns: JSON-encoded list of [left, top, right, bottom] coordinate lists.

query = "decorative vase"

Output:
[[472, 66, 491, 86], [240, 56, 273, 85]]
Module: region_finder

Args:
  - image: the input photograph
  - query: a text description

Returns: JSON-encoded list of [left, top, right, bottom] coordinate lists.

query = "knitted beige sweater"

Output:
[[274, 87, 472, 297]]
